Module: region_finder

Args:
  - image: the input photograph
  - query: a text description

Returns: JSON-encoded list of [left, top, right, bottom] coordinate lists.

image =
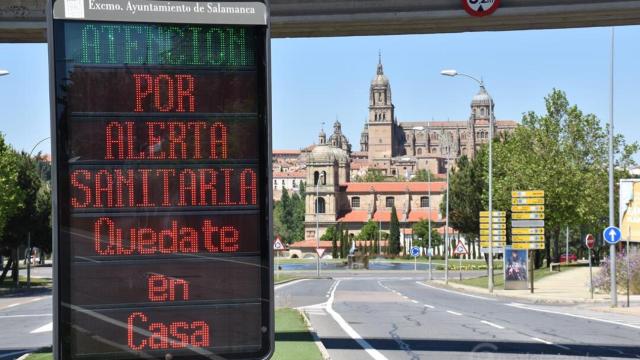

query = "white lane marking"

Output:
[[411, 300, 419, 304], [0, 296, 48, 311], [416, 282, 495, 301], [506, 303, 640, 330], [30, 322, 53, 334], [275, 279, 308, 290], [481, 320, 505, 329], [0, 314, 52, 319], [531, 337, 553, 345], [402, 296, 409, 299], [326, 280, 389, 360], [6, 303, 20, 308], [424, 304, 435, 309], [446, 310, 463, 316]]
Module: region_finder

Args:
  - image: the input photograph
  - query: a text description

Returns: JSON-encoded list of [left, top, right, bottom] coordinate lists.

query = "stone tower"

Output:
[[468, 83, 495, 155], [366, 54, 396, 163]]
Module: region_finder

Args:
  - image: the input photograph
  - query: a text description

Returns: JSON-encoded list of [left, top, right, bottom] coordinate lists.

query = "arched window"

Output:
[[417, 148, 423, 155], [420, 196, 430, 208], [313, 171, 319, 185], [315, 197, 326, 214], [321, 171, 327, 185], [481, 108, 486, 116], [292, 180, 297, 188], [385, 197, 395, 208], [351, 197, 360, 208]]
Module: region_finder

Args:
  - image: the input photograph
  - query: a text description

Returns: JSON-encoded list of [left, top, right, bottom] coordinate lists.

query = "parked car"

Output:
[[559, 253, 577, 263]]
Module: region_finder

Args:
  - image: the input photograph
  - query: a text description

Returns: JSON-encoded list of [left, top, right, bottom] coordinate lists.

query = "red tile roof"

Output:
[[345, 182, 446, 193], [289, 240, 333, 249], [372, 211, 391, 222], [338, 210, 370, 223], [407, 209, 440, 222]]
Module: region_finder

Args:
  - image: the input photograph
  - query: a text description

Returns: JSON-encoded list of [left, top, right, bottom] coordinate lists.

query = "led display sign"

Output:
[[48, 1, 271, 359]]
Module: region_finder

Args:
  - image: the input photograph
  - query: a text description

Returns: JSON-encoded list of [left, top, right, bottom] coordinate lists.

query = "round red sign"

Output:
[[462, 0, 501, 17], [585, 234, 596, 249]]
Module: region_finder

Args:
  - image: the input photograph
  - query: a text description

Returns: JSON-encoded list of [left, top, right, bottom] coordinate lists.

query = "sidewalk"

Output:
[[439, 267, 640, 306]]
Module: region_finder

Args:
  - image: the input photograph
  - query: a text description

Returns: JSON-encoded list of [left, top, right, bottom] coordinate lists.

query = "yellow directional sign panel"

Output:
[[512, 242, 545, 250], [480, 229, 507, 236], [480, 235, 507, 241], [480, 217, 507, 223], [512, 205, 545, 213], [480, 223, 507, 229], [512, 198, 545, 205], [512, 190, 545, 198], [512, 235, 545, 242], [512, 212, 545, 220], [480, 242, 506, 248], [512, 228, 545, 235], [480, 211, 507, 217]]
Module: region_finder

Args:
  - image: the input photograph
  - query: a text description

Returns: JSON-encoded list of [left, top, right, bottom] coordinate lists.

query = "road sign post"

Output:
[[410, 246, 420, 271], [274, 237, 285, 281], [453, 240, 468, 282], [48, 1, 272, 358], [511, 191, 545, 293], [604, 225, 621, 307], [585, 234, 595, 299]]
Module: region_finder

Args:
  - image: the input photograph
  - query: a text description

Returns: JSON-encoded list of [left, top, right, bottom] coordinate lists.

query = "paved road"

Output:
[[0, 290, 52, 360], [288, 277, 640, 360]]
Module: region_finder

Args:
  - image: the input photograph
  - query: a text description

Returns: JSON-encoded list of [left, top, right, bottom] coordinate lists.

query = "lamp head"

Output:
[[0, 70, 9, 77], [440, 69, 458, 77]]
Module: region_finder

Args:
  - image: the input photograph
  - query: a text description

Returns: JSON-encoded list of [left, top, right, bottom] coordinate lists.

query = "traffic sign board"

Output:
[[512, 198, 545, 205], [480, 235, 507, 241], [316, 248, 326, 257], [273, 238, 285, 251], [512, 190, 545, 198], [603, 226, 622, 245], [512, 205, 545, 213], [453, 240, 468, 255], [480, 217, 506, 223], [512, 220, 545, 228], [462, 0, 501, 17], [480, 229, 507, 236], [480, 211, 507, 217], [480, 223, 507, 229], [512, 242, 545, 250], [410, 246, 420, 257], [512, 212, 545, 220], [512, 228, 545, 235], [585, 234, 596, 249], [480, 247, 505, 254], [512, 235, 545, 242]]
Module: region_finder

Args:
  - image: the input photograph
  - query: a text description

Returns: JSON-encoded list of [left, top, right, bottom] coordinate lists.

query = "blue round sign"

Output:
[[603, 226, 622, 245], [410, 246, 420, 257]]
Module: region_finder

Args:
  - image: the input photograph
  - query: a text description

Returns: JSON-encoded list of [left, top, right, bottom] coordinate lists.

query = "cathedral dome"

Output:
[[309, 143, 350, 163], [471, 85, 493, 106], [371, 55, 389, 86]]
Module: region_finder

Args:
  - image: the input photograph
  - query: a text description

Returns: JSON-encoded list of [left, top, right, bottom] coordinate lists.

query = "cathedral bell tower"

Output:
[[366, 53, 396, 163]]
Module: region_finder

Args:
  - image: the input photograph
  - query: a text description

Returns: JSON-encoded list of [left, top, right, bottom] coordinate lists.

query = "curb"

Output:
[[274, 276, 332, 287], [17, 354, 30, 360], [298, 309, 331, 360], [431, 280, 610, 305]]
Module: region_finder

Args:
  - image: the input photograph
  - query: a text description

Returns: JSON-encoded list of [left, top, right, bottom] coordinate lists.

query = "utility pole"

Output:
[[608, 27, 617, 307]]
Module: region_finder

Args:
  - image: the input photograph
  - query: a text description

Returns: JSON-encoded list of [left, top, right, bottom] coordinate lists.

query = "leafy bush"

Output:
[[593, 251, 640, 294]]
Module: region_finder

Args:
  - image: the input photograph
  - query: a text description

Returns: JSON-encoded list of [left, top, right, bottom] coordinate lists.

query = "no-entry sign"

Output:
[[462, 0, 501, 17], [585, 234, 596, 249]]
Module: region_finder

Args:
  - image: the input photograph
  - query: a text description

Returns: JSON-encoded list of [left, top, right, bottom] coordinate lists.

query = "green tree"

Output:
[[354, 169, 385, 182], [389, 206, 401, 255], [411, 169, 436, 182], [320, 225, 337, 241], [0, 135, 23, 242], [412, 220, 443, 250]]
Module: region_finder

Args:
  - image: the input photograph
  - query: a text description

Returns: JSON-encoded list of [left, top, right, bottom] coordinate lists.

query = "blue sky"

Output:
[[1, 25, 639, 159]]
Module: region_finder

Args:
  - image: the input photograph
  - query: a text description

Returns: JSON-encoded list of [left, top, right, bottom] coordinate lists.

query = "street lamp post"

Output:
[[608, 27, 617, 307], [412, 126, 433, 280], [441, 69, 494, 292], [316, 172, 324, 278], [438, 129, 458, 284]]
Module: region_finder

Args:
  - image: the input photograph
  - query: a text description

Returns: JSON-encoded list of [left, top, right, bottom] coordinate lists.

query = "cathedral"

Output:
[[299, 56, 517, 242], [359, 56, 517, 176]]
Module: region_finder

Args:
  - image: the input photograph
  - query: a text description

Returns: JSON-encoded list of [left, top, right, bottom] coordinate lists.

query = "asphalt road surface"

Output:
[[278, 277, 640, 360], [2, 271, 640, 359]]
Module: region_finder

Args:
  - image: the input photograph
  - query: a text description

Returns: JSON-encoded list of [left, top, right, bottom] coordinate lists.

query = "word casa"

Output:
[[127, 312, 209, 351]]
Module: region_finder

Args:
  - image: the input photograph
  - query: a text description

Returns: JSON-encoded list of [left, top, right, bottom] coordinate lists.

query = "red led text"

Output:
[[94, 217, 240, 256], [70, 167, 257, 209], [127, 312, 210, 350], [134, 74, 195, 112], [105, 121, 228, 160], [148, 274, 190, 302]]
